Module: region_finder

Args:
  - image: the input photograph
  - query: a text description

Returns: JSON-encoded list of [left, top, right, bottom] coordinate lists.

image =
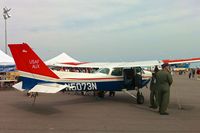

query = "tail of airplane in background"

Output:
[[9, 43, 59, 79]]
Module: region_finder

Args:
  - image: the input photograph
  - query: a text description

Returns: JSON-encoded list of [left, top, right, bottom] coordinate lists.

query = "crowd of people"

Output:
[[0, 72, 18, 88], [188, 68, 200, 79], [197, 68, 200, 80], [188, 68, 196, 79]]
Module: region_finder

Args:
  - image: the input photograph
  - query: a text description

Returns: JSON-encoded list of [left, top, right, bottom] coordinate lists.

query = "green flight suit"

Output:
[[150, 73, 158, 108], [156, 70, 173, 113]]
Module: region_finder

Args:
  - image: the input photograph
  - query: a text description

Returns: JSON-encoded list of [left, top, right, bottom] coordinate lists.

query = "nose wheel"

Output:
[[137, 91, 144, 104]]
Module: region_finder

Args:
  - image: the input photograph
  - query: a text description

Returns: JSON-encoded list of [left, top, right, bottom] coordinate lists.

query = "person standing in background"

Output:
[[149, 66, 159, 109]]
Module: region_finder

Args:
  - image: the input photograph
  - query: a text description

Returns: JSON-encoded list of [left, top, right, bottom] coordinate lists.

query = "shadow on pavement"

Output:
[[10, 102, 62, 115]]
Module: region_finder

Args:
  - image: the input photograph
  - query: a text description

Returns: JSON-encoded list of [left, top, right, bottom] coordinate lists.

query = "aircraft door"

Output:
[[123, 68, 135, 90], [134, 67, 143, 88], [123, 67, 143, 90]]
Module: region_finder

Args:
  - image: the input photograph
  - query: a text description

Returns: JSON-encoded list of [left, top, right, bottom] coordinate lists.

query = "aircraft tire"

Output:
[[27, 92, 30, 97], [137, 94, 144, 104], [98, 91, 105, 98]]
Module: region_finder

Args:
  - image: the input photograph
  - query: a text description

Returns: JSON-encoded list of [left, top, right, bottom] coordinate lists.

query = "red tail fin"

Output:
[[9, 43, 59, 79]]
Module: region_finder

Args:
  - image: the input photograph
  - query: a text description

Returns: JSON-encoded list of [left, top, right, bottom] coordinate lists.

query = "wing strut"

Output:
[[122, 89, 144, 104], [122, 89, 137, 99]]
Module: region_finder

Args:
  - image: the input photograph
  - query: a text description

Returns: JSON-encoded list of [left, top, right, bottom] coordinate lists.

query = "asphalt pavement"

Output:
[[0, 74, 200, 133]]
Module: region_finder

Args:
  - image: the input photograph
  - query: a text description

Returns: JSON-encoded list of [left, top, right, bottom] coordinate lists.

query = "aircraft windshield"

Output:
[[97, 68, 110, 75]]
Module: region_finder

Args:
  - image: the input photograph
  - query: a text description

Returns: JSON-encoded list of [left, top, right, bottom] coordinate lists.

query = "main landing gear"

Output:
[[122, 89, 144, 104], [136, 91, 144, 104], [97, 91, 105, 98], [95, 91, 115, 98]]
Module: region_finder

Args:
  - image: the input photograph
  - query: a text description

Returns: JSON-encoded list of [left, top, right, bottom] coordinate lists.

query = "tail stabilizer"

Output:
[[9, 43, 59, 79]]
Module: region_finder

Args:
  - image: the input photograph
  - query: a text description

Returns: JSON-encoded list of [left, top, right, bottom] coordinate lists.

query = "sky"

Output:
[[0, 0, 200, 63]]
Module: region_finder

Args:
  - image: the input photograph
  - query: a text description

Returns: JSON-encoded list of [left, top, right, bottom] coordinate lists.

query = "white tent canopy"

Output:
[[0, 49, 14, 65], [45, 53, 80, 66]]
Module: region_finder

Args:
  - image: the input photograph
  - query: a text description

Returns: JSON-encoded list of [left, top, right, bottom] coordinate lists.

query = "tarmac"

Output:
[[0, 74, 200, 133]]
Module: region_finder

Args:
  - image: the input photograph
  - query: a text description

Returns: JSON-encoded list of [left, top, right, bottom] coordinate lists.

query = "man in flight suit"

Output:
[[149, 66, 159, 109], [156, 63, 173, 115]]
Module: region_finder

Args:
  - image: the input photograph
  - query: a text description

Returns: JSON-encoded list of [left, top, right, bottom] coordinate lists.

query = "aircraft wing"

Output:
[[105, 60, 161, 68], [54, 60, 160, 68], [161, 58, 200, 65], [52, 57, 200, 68], [13, 82, 74, 93]]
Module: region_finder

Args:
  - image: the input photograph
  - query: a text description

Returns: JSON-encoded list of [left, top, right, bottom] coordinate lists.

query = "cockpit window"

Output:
[[111, 68, 122, 76], [98, 68, 110, 75]]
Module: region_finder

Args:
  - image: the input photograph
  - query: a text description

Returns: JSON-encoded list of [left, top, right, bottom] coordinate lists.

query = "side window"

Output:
[[99, 68, 110, 74], [111, 68, 122, 76]]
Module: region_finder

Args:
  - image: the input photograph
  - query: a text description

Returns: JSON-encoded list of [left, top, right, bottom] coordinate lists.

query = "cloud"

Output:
[[0, 0, 200, 61], [2, 0, 198, 34], [1, 0, 140, 32]]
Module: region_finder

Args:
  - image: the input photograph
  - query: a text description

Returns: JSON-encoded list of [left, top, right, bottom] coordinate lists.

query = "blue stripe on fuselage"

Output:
[[19, 76, 150, 91]]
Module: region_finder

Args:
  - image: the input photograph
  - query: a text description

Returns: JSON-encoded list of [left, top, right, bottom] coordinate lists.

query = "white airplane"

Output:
[[8, 43, 200, 104]]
